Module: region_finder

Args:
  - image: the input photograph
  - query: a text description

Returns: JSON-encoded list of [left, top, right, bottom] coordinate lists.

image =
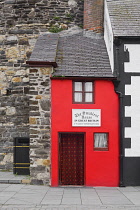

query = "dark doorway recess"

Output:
[[59, 133, 85, 185], [13, 137, 30, 175]]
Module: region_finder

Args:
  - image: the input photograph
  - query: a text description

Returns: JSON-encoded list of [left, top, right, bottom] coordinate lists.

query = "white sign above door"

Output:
[[72, 109, 101, 127]]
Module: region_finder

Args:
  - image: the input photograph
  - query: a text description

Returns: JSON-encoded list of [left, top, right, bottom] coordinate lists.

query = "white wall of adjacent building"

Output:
[[104, 0, 114, 72], [124, 44, 140, 157], [124, 44, 140, 73], [125, 76, 140, 157]]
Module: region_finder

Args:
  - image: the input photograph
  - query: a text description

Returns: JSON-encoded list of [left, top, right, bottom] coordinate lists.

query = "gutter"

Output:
[[51, 76, 117, 81], [26, 61, 57, 68]]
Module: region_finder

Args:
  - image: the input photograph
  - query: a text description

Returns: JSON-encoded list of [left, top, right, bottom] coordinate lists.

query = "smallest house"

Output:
[[27, 25, 119, 186]]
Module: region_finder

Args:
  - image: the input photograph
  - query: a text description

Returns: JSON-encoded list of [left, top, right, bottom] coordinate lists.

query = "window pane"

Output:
[[74, 93, 82, 102], [85, 93, 93, 102], [74, 82, 82, 91], [94, 133, 108, 148], [85, 82, 93, 91]]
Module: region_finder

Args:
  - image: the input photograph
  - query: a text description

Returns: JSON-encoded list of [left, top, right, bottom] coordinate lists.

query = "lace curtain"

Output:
[[74, 82, 93, 102], [94, 133, 108, 148]]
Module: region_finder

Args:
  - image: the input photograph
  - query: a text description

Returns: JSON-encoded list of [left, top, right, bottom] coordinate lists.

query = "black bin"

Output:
[[13, 137, 30, 175]]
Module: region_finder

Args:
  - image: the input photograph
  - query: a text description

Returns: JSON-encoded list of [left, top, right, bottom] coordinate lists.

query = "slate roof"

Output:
[[54, 31, 113, 77], [107, 0, 140, 37], [28, 33, 59, 63], [27, 28, 113, 78]]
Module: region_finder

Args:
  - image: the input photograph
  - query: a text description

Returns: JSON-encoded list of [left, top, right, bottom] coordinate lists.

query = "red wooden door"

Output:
[[59, 133, 84, 185]]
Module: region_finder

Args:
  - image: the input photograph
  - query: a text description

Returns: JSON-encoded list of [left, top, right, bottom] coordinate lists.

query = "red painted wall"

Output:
[[51, 79, 119, 187]]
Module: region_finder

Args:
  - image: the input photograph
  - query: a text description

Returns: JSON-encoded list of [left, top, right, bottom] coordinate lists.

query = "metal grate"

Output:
[[59, 133, 84, 185], [13, 137, 30, 175]]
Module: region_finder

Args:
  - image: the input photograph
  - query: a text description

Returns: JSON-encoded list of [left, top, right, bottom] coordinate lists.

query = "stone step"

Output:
[[0, 179, 30, 184]]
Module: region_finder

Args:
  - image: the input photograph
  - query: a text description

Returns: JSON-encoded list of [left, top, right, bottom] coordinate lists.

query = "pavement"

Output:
[[0, 184, 140, 209], [0, 172, 140, 209]]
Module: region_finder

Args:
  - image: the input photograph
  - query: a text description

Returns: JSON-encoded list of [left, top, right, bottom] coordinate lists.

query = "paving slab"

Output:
[[3, 184, 24, 192], [96, 190, 123, 196], [94, 187, 119, 190], [118, 187, 139, 192], [22, 185, 48, 190], [63, 190, 80, 193], [0, 197, 12, 205], [63, 194, 80, 198], [18, 188, 47, 194], [80, 188, 96, 192], [5, 197, 40, 205], [49, 188, 64, 191], [46, 191, 63, 196], [0, 205, 36, 209], [122, 192, 140, 205], [41, 199, 62, 205], [61, 198, 82, 205], [100, 196, 133, 205], [81, 195, 99, 200], [0, 192, 16, 197], [43, 195, 63, 200], [0, 184, 11, 187], [82, 198, 102, 205]]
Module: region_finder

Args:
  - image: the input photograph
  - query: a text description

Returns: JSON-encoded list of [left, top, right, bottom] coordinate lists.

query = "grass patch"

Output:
[[49, 26, 63, 33], [53, 16, 61, 21]]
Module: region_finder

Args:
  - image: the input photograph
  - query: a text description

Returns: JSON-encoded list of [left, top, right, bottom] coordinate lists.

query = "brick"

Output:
[[84, 0, 104, 33]]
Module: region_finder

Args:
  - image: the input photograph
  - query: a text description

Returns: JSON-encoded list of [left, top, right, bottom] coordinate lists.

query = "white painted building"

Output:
[[104, 0, 140, 186]]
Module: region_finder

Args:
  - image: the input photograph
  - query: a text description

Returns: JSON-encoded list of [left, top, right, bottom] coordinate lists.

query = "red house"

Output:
[[51, 30, 119, 187], [27, 0, 120, 186]]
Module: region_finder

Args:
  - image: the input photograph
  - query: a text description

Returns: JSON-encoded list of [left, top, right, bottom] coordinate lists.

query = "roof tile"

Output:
[[28, 29, 113, 78], [29, 33, 59, 62], [107, 0, 140, 36]]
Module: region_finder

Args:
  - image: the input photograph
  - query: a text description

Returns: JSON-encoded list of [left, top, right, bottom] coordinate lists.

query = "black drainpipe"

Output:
[[114, 38, 125, 187], [115, 90, 125, 187]]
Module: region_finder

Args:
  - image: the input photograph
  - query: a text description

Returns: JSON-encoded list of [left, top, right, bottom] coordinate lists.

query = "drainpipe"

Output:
[[113, 37, 125, 187], [115, 90, 125, 187]]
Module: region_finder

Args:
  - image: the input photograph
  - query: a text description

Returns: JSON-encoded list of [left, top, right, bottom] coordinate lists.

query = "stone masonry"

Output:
[[0, 94, 29, 170], [0, 0, 83, 183], [29, 67, 52, 185]]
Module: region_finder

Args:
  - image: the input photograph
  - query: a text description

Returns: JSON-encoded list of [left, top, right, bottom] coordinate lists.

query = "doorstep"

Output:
[[0, 171, 30, 184]]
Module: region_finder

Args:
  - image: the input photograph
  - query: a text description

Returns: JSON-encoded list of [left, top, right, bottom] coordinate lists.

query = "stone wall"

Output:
[[0, 0, 83, 179], [0, 0, 84, 96], [29, 67, 52, 185], [0, 34, 30, 170], [1, 0, 83, 34], [0, 94, 29, 170]]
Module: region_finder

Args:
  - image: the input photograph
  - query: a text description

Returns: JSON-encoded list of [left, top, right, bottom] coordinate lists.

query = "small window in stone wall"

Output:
[[94, 133, 108, 151]]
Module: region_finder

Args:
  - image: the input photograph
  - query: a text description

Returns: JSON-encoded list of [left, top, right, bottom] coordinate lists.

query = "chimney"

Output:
[[84, 0, 104, 33]]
